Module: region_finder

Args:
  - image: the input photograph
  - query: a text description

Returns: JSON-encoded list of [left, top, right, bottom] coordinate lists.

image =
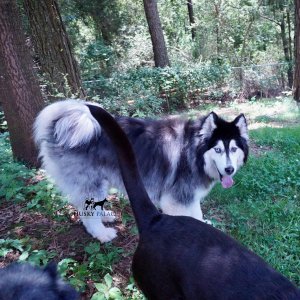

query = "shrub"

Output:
[[84, 63, 231, 115]]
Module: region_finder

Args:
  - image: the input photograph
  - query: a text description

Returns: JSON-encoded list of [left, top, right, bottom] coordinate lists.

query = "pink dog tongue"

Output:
[[221, 176, 234, 189]]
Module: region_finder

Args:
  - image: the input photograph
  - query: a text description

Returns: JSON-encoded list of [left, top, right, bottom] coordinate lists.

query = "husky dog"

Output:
[[87, 104, 300, 299], [34, 100, 249, 242], [0, 262, 78, 300]]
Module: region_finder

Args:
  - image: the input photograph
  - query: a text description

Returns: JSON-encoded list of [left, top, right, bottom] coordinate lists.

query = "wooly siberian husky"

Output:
[[34, 100, 249, 242]]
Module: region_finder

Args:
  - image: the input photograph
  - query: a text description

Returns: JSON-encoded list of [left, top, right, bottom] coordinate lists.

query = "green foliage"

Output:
[[91, 275, 146, 300], [80, 40, 116, 77], [0, 238, 25, 257], [84, 242, 123, 273], [92, 274, 123, 300], [85, 64, 230, 115], [0, 238, 57, 265], [0, 133, 33, 202], [0, 133, 68, 219]]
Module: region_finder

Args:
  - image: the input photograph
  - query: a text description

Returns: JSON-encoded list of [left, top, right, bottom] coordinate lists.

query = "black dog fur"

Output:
[[87, 105, 300, 300], [93, 198, 108, 210], [0, 262, 78, 300]]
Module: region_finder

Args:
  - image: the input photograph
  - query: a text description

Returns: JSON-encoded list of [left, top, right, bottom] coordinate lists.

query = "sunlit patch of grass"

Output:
[[180, 97, 300, 129]]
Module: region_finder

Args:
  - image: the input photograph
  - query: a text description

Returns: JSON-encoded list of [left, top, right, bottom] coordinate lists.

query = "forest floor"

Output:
[[0, 97, 299, 299]]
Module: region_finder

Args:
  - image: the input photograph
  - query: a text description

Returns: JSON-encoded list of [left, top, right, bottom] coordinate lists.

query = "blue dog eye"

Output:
[[231, 147, 237, 153], [214, 148, 222, 153]]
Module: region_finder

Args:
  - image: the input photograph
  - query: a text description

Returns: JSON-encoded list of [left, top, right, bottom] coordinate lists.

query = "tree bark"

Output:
[[143, 0, 170, 67], [23, 0, 85, 98], [280, 12, 293, 88], [0, 0, 44, 166], [187, 0, 196, 40], [294, 0, 300, 104]]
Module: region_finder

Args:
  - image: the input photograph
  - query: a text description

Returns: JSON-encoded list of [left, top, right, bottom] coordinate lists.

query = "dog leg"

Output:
[[101, 210, 116, 223], [160, 193, 212, 224], [160, 193, 199, 218], [68, 186, 117, 242], [81, 217, 117, 242]]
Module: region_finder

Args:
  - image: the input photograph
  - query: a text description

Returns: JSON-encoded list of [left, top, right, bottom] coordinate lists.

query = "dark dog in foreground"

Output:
[[0, 263, 78, 300], [88, 104, 300, 300]]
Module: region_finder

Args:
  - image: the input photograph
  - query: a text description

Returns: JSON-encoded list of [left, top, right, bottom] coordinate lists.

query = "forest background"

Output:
[[0, 1, 299, 299]]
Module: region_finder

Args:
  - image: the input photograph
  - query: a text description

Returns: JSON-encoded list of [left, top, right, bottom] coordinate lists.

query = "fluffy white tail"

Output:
[[34, 99, 101, 149]]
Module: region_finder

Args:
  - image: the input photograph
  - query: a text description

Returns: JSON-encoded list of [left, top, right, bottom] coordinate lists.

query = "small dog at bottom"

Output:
[[88, 104, 300, 300], [0, 262, 78, 300]]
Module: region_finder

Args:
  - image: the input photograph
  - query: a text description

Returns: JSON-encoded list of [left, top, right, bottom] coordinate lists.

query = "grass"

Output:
[[0, 97, 299, 299]]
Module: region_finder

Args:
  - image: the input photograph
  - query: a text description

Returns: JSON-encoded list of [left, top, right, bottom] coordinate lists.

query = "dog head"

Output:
[[199, 112, 249, 188]]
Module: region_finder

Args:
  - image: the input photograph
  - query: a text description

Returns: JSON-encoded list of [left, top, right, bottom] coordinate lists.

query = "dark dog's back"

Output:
[[133, 217, 299, 299], [88, 105, 300, 299]]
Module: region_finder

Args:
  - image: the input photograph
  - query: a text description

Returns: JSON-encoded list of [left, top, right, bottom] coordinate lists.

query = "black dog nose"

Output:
[[225, 166, 234, 175]]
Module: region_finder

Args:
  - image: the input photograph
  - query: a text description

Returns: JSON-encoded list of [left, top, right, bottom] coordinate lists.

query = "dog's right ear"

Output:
[[233, 114, 248, 141], [44, 261, 58, 280], [198, 112, 218, 140]]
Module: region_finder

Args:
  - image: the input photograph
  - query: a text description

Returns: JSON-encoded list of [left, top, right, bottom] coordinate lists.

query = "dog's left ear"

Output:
[[199, 112, 218, 140], [234, 114, 248, 141]]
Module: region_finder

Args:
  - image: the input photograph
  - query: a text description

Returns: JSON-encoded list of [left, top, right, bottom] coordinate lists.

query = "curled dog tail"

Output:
[[34, 100, 101, 149], [87, 104, 160, 233]]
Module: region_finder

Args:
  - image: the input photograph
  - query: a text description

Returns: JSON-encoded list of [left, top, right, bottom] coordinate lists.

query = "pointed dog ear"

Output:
[[199, 112, 218, 140], [234, 114, 248, 141]]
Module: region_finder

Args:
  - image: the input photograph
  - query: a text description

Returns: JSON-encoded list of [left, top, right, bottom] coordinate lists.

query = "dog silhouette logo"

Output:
[[92, 199, 108, 210], [84, 198, 108, 211]]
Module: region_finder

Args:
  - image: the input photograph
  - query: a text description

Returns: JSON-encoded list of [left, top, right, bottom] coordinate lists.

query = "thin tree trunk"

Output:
[[23, 0, 85, 98], [143, 0, 170, 67], [0, 0, 44, 166], [293, 0, 300, 105], [280, 12, 293, 88], [214, 1, 221, 57], [240, 0, 263, 64], [287, 10, 293, 66], [187, 0, 196, 40]]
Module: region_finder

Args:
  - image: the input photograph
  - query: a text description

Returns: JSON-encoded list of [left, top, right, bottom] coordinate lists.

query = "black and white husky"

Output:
[[34, 100, 249, 242]]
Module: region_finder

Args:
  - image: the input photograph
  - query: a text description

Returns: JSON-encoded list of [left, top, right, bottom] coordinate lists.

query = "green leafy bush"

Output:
[[85, 64, 230, 116]]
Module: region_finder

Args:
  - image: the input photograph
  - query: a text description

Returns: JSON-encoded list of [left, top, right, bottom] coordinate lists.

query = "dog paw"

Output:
[[93, 227, 117, 243], [101, 210, 116, 223]]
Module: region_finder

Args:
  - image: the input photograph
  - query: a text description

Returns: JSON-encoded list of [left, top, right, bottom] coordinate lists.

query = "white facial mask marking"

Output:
[[204, 139, 245, 180]]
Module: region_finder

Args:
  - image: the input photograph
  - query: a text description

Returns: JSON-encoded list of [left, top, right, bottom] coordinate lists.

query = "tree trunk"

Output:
[[294, 0, 300, 105], [187, 0, 196, 40], [214, 1, 221, 58], [0, 0, 44, 166], [287, 10, 293, 66], [23, 0, 85, 98], [280, 12, 293, 88], [143, 0, 170, 67]]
